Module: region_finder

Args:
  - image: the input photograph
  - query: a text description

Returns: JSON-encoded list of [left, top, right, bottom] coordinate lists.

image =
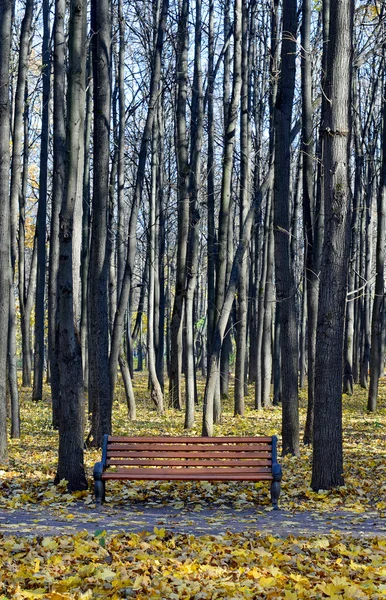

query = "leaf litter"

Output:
[[0, 377, 386, 597]]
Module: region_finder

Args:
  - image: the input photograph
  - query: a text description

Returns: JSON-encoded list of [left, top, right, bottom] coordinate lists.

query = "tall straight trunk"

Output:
[[262, 199, 275, 407], [33, 0, 50, 401], [148, 118, 164, 410], [207, 0, 215, 371], [343, 69, 362, 395], [234, 0, 250, 416], [109, 0, 169, 414], [360, 182, 372, 389], [55, 0, 87, 491], [49, 0, 66, 428], [19, 81, 32, 387], [156, 102, 166, 390], [254, 196, 270, 410], [169, 0, 190, 410], [0, 0, 12, 463], [185, 0, 203, 429], [9, 0, 33, 431], [368, 53, 386, 411], [80, 55, 91, 389], [312, 0, 353, 491], [302, 0, 318, 444], [89, 0, 112, 446], [299, 267, 307, 389], [255, 0, 278, 410], [273, 0, 299, 456], [210, 0, 242, 420], [117, 0, 126, 300]]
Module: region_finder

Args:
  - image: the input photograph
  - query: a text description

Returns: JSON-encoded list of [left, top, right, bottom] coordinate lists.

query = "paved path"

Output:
[[1, 504, 386, 538]]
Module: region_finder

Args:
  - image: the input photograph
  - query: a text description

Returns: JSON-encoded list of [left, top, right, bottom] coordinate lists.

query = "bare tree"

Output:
[[273, 0, 299, 456], [88, 0, 112, 446], [312, 0, 354, 491], [55, 0, 88, 491], [0, 0, 12, 462], [33, 0, 50, 401]]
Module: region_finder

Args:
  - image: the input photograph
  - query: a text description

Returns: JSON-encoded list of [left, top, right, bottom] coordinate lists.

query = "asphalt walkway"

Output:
[[1, 503, 385, 538]]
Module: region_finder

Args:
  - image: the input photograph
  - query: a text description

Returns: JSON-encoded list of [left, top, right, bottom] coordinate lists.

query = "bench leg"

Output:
[[94, 479, 105, 505], [270, 480, 281, 510]]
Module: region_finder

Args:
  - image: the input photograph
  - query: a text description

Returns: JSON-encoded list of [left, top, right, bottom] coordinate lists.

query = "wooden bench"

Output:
[[93, 435, 282, 509]]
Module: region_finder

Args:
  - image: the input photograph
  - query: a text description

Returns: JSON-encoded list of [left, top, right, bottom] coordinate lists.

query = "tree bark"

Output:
[[234, 0, 250, 416], [273, 0, 299, 456], [147, 118, 164, 411], [33, 0, 50, 401], [89, 0, 112, 446], [301, 0, 318, 445], [55, 0, 88, 491], [368, 47, 386, 412], [9, 0, 33, 433], [312, 0, 353, 491], [169, 0, 190, 410], [0, 0, 12, 463], [185, 0, 203, 428], [49, 0, 66, 428]]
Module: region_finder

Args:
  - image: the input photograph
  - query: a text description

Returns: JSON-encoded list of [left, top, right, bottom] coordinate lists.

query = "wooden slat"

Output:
[[107, 444, 272, 453], [113, 467, 271, 474], [106, 458, 272, 467], [107, 450, 271, 459], [102, 470, 273, 481], [107, 436, 273, 444]]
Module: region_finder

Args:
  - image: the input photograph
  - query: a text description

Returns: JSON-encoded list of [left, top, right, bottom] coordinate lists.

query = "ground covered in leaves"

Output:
[[1, 376, 386, 598]]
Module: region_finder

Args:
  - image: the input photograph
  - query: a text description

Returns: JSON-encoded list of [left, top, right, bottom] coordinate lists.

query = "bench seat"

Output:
[[93, 435, 282, 509]]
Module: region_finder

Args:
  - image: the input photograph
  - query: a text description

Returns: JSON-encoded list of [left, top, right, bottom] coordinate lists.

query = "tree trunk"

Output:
[[184, 0, 203, 428], [273, 0, 299, 456], [49, 0, 66, 428], [156, 103, 166, 391], [55, 0, 87, 491], [368, 48, 386, 412], [147, 118, 164, 411], [301, 0, 318, 445], [0, 0, 12, 463], [169, 0, 190, 410], [234, 0, 250, 416], [89, 0, 112, 446], [262, 200, 274, 407], [80, 54, 91, 390], [9, 0, 33, 433], [211, 0, 242, 420], [312, 0, 353, 491], [33, 0, 50, 401], [207, 0, 216, 374]]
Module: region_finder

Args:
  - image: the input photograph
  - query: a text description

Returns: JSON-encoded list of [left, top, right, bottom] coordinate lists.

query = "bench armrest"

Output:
[[93, 461, 104, 481], [272, 462, 282, 482]]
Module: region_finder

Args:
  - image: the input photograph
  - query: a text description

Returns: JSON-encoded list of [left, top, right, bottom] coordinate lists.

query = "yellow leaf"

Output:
[[259, 576, 276, 587], [42, 538, 59, 551], [96, 567, 116, 581]]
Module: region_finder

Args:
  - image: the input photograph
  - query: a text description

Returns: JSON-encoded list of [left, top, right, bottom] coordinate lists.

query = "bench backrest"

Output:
[[100, 435, 278, 473]]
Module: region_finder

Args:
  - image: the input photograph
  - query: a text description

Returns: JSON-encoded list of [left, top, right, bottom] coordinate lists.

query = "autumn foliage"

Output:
[[1, 376, 386, 598]]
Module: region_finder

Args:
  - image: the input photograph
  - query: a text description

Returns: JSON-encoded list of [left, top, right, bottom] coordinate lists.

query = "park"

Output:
[[1, 0, 386, 597]]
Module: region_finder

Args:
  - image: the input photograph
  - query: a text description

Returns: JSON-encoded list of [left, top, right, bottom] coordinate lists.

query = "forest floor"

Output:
[[1, 376, 386, 598]]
